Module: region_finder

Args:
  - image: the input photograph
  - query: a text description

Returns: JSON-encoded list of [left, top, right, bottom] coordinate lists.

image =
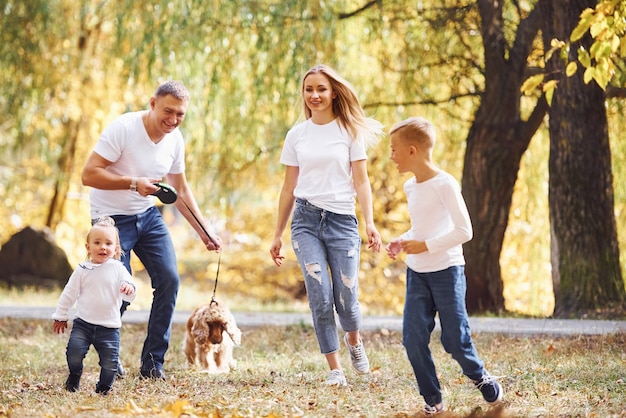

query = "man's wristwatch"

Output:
[[130, 177, 137, 192]]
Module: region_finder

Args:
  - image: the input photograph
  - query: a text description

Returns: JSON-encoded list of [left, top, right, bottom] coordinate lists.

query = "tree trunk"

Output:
[[463, 120, 525, 313], [46, 118, 79, 231], [462, 1, 547, 313], [541, 0, 625, 317], [46, 12, 91, 232]]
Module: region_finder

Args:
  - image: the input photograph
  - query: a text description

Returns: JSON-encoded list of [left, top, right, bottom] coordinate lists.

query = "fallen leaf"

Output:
[[165, 399, 190, 415]]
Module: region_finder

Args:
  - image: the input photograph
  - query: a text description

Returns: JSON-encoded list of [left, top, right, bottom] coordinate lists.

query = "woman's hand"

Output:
[[366, 224, 382, 252], [270, 238, 285, 266]]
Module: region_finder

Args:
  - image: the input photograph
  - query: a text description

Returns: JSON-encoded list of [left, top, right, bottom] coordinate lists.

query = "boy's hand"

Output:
[[386, 240, 403, 259], [53, 320, 68, 334], [401, 240, 428, 255], [120, 282, 135, 295]]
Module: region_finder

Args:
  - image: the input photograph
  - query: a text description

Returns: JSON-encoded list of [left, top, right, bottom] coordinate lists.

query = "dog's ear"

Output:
[[208, 322, 225, 345], [225, 321, 242, 345], [191, 315, 211, 345]]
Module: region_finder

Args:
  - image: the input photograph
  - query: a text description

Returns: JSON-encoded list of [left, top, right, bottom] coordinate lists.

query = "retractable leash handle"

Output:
[[152, 182, 178, 204]]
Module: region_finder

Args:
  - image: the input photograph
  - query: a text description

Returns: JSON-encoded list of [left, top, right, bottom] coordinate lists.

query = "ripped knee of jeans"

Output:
[[305, 263, 322, 283]]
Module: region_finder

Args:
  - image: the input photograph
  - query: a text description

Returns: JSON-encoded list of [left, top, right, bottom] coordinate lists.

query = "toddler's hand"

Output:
[[120, 282, 135, 295], [53, 320, 68, 334], [386, 240, 402, 260]]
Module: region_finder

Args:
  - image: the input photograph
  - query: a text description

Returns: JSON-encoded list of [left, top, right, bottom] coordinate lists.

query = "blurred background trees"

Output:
[[1, 0, 624, 317]]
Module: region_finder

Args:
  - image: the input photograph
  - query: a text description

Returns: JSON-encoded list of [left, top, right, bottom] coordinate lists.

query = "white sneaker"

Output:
[[344, 334, 370, 374], [324, 369, 347, 386], [423, 403, 444, 415]]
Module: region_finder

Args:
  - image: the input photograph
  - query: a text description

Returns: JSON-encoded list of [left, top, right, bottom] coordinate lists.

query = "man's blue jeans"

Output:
[[67, 318, 119, 392], [291, 198, 363, 354], [403, 265, 485, 406], [111, 206, 179, 371]]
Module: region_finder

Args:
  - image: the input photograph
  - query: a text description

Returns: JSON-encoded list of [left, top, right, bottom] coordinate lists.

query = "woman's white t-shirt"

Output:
[[89, 111, 185, 218], [280, 119, 367, 215]]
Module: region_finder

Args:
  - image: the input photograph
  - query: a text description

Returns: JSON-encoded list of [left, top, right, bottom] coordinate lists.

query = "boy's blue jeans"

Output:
[[67, 318, 119, 392], [403, 265, 485, 406], [111, 205, 180, 371], [291, 198, 363, 354]]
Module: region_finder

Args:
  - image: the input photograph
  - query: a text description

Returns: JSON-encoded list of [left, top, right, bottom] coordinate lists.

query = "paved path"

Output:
[[1, 305, 625, 336]]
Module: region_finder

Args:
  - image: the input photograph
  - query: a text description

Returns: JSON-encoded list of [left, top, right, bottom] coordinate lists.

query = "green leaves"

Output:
[[570, 8, 594, 42], [570, 0, 626, 90], [520, 74, 545, 95], [523, 0, 625, 102]]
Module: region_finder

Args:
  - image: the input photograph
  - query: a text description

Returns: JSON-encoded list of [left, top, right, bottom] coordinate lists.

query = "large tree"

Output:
[[540, 0, 624, 316], [462, 1, 548, 313]]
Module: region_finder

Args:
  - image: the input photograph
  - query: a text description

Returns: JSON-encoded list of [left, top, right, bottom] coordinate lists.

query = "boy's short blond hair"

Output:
[[389, 116, 436, 149]]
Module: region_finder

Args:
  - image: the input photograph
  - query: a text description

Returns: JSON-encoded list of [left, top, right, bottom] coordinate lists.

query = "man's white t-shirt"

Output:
[[52, 259, 137, 328], [89, 111, 185, 218], [399, 171, 473, 273], [280, 119, 367, 215]]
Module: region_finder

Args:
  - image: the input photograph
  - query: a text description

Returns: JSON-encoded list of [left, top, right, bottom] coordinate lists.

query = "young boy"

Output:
[[386, 116, 503, 415], [52, 217, 137, 395]]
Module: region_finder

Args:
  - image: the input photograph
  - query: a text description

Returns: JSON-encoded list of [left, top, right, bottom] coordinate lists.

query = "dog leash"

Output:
[[210, 252, 221, 306], [153, 182, 221, 304]]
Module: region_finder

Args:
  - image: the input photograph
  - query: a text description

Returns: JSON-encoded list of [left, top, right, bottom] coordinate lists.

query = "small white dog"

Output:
[[183, 299, 242, 374]]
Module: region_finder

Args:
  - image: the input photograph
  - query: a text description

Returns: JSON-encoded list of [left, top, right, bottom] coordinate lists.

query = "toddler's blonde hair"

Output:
[[86, 216, 122, 260]]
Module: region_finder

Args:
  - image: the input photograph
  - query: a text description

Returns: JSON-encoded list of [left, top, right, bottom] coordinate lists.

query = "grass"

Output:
[[1, 316, 625, 418]]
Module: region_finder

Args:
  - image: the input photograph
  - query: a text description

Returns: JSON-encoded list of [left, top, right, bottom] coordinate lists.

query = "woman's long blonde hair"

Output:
[[301, 64, 383, 148]]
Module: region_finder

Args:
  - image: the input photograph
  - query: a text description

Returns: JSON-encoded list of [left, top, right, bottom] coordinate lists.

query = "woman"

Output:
[[270, 64, 383, 386]]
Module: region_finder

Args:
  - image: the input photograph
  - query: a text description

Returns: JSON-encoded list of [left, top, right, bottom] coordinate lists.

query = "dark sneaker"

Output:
[[140, 367, 166, 380], [423, 403, 444, 415], [116, 361, 125, 379], [95, 384, 111, 395], [65, 373, 80, 392], [474, 373, 504, 403]]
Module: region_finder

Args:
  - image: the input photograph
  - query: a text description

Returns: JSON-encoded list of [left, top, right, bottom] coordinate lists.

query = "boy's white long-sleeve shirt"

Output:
[[52, 259, 136, 328], [400, 171, 473, 273]]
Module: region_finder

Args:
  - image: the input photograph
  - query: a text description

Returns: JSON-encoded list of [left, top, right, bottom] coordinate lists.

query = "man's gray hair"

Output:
[[155, 80, 190, 102]]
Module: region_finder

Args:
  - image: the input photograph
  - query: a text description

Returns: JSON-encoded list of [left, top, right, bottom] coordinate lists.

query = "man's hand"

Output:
[[203, 233, 222, 252], [136, 177, 162, 196]]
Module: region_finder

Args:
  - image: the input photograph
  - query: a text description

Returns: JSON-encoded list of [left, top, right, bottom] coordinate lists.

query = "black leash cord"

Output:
[[178, 195, 221, 304]]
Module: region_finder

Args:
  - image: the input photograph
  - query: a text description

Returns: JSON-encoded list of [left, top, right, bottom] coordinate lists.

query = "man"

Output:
[[82, 80, 221, 379]]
